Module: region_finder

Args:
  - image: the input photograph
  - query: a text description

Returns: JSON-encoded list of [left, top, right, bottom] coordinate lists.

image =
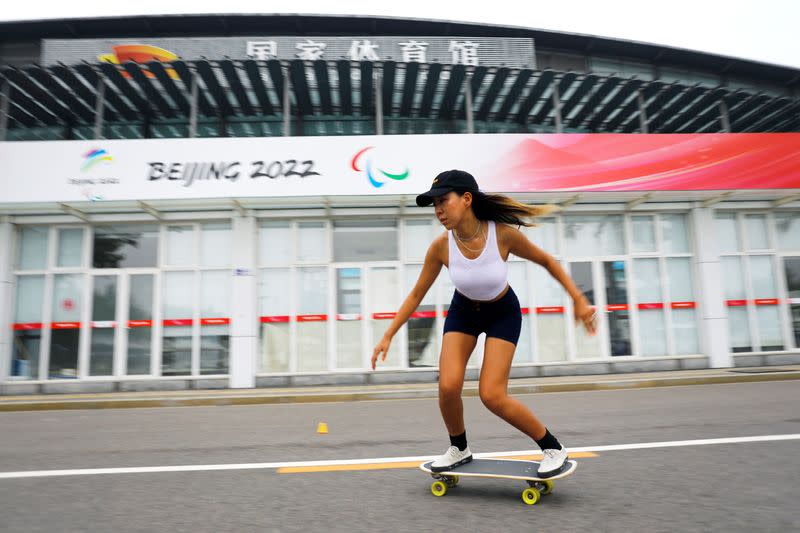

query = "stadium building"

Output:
[[1, 14, 799, 393]]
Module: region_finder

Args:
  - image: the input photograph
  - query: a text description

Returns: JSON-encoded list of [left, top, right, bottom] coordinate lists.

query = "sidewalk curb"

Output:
[[0, 371, 798, 412]]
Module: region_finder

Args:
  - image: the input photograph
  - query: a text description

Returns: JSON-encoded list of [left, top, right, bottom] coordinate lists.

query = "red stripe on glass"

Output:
[[410, 311, 436, 319], [297, 314, 328, 322], [336, 314, 362, 321], [13, 323, 43, 331], [754, 298, 779, 306], [372, 313, 396, 320], [671, 302, 697, 309], [163, 319, 193, 327], [260, 315, 290, 323], [520, 307, 530, 315], [201, 318, 230, 326], [606, 304, 629, 311], [726, 300, 748, 307], [51, 322, 81, 329], [638, 303, 664, 310], [536, 306, 565, 314], [128, 320, 153, 328]]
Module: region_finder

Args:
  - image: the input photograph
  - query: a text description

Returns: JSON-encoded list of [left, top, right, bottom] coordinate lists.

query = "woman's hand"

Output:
[[371, 335, 393, 370], [574, 295, 598, 335]]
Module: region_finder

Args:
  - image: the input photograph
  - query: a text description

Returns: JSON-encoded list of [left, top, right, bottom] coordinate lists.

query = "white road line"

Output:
[[0, 433, 798, 480]]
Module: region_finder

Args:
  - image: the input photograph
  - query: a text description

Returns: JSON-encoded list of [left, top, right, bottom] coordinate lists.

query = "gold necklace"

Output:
[[454, 221, 481, 242], [455, 223, 486, 253]]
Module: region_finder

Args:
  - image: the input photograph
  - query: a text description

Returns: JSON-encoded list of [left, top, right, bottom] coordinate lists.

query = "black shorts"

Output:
[[443, 286, 522, 346]]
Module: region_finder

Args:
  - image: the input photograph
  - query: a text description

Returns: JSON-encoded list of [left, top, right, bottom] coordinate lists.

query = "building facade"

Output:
[[1, 15, 799, 393]]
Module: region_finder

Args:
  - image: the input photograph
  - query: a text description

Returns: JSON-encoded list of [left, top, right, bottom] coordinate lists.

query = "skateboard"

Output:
[[419, 458, 577, 506]]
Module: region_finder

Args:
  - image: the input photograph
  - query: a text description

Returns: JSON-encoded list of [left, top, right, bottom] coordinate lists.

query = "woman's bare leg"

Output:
[[478, 337, 547, 440], [438, 331, 478, 435]]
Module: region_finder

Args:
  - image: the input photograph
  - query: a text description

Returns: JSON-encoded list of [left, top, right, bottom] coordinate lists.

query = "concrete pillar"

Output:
[[229, 214, 257, 388], [0, 220, 13, 382], [691, 207, 732, 368]]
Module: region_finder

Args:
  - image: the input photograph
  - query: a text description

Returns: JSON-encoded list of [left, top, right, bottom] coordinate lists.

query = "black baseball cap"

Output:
[[416, 169, 480, 207]]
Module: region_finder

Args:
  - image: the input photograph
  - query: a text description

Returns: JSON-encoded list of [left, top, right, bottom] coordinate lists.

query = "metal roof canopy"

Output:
[[3, 190, 800, 219], [1, 59, 799, 138]]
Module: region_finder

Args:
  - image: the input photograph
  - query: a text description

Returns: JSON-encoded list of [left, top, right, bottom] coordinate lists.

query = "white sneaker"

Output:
[[430, 445, 473, 472], [538, 447, 569, 478]]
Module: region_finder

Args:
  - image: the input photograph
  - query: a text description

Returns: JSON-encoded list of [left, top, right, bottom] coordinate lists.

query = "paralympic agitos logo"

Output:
[[351, 146, 410, 188]]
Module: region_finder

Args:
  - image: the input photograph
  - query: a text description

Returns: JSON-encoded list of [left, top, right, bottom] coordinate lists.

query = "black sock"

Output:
[[449, 431, 468, 451], [535, 429, 563, 451]]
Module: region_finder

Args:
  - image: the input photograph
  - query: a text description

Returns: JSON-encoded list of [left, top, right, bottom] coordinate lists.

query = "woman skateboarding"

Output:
[[371, 169, 597, 477]]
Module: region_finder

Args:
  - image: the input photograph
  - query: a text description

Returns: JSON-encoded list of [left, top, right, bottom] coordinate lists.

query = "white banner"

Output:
[[0, 134, 513, 204]]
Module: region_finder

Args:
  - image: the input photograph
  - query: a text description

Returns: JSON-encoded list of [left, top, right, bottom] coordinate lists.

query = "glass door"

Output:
[[335, 267, 363, 369], [784, 257, 800, 349], [88, 274, 119, 376], [368, 266, 401, 368], [570, 261, 604, 359], [125, 272, 157, 375]]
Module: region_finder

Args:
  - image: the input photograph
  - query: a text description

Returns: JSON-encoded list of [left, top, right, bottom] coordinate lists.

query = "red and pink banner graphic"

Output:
[[490, 133, 800, 192]]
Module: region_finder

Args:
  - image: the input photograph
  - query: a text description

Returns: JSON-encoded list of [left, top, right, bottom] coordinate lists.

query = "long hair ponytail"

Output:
[[469, 192, 558, 227]]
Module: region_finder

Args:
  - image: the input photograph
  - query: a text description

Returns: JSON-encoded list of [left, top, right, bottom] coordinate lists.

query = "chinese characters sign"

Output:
[[42, 36, 536, 68]]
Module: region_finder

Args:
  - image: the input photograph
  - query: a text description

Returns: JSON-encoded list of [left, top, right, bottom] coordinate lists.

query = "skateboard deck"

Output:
[[420, 458, 577, 505]]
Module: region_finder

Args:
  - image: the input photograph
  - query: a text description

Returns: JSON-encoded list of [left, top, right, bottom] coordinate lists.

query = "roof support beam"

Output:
[[93, 76, 105, 139], [626, 193, 653, 210], [0, 80, 9, 141], [773, 193, 800, 207], [60, 204, 89, 222], [138, 201, 161, 220], [701, 192, 735, 207]]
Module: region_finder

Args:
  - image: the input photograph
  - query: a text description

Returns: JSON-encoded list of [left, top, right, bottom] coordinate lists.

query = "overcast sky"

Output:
[[2, 0, 798, 69]]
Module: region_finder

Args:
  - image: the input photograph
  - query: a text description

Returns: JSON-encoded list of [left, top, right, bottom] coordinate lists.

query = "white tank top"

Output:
[[447, 220, 508, 301]]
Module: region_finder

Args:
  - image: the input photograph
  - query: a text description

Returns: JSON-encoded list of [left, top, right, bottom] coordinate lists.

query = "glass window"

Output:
[[50, 274, 84, 378], [11, 275, 45, 379], [333, 220, 398, 262], [127, 274, 154, 375], [775, 212, 800, 251], [666, 257, 699, 355], [716, 213, 740, 253], [660, 214, 690, 254], [162, 271, 194, 376], [259, 221, 292, 265], [165, 225, 194, 266], [89, 276, 117, 376], [564, 215, 624, 257], [572, 262, 602, 359], [634, 259, 667, 356], [336, 268, 362, 369], [93, 225, 158, 268], [17, 227, 48, 270], [721, 256, 751, 352], [259, 268, 291, 373], [527, 217, 558, 256], [604, 260, 631, 356], [369, 267, 401, 367], [297, 267, 328, 372], [200, 223, 232, 267], [297, 222, 327, 262], [533, 266, 567, 362], [200, 270, 230, 374], [508, 262, 532, 362], [744, 215, 769, 250], [405, 264, 438, 367], [403, 220, 433, 262], [57, 228, 84, 267], [750, 255, 782, 351], [631, 216, 656, 253]]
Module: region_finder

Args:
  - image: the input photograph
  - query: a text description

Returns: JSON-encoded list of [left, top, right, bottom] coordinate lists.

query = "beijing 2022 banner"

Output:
[[1, 133, 799, 204]]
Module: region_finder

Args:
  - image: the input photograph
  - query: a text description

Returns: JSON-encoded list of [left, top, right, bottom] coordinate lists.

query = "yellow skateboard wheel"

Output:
[[522, 487, 540, 505], [431, 481, 448, 497], [541, 480, 554, 495]]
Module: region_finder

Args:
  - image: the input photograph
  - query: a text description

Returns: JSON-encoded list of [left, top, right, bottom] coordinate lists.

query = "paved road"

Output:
[[0, 381, 798, 532]]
